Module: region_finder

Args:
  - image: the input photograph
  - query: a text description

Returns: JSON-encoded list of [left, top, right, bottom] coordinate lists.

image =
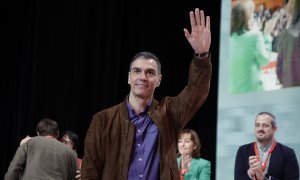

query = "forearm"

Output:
[[187, 54, 212, 107], [171, 54, 212, 127]]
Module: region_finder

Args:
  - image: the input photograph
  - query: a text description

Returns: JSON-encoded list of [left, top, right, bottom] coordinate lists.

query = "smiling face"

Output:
[[255, 114, 277, 145], [178, 133, 197, 156], [128, 57, 162, 99]]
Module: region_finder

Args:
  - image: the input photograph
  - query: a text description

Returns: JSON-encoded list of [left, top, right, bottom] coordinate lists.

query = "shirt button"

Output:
[[138, 144, 141, 146], [139, 158, 142, 161], [137, 129, 141, 133], [139, 175, 143, 178]]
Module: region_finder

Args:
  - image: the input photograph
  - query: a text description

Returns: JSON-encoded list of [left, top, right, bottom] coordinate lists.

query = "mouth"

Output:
[[257, 132, 265, 136], [135, 84, 148, 88]]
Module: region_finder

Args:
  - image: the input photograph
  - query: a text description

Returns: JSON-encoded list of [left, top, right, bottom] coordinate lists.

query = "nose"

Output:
[[139, 71, 147, 80], [257, 125, 263, 131]]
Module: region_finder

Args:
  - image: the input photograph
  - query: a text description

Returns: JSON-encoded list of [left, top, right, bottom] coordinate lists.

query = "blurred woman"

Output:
[[177, 129, 211, 180], [229, 0, 272, 94]]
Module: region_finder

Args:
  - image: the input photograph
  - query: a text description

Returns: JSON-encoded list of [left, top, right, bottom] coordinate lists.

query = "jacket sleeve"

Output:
[[198, 160, 211, 180], [281, 148, 299, 180], [171, 55, 212, 128], [234, 147, 252, 180], [81, 114, 104, 179], [69, 151, 78, 180], [4, 144, 28, 180], [254, 31, 270, 67]]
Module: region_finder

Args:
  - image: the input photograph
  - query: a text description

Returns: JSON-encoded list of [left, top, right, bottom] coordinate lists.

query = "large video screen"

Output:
[[216, 0, 300, 179]]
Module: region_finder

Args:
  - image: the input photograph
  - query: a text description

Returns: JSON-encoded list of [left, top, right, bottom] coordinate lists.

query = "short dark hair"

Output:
[[61, 130, 80, 151], [36, 118, 59, 137], [129, 51, 161, 75], [178, 129, 202, 158]]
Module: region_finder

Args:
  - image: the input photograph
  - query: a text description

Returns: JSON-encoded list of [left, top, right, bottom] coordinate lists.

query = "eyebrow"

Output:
[[131, 67, 157, 73]]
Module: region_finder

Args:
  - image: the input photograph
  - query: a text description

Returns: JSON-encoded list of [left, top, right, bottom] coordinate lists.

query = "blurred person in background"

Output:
[[61, 130, 82, 180], [177, 129, 211, 180], [5, 118, 77, 180], [229, 0, 274, 94], [276, 0, 300, 88], [234, 112, 299, 180]]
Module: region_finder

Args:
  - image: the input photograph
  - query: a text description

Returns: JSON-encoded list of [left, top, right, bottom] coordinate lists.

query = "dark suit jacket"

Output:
[[234, 142, 299, 180]]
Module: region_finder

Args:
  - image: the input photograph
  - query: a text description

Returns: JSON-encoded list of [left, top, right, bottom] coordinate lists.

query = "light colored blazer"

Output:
[[177, 157, 211, 180], [229, 29, 271, 94]]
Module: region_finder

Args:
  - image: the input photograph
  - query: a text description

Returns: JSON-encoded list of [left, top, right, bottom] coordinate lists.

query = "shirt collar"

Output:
[[257, 141, 274, 152], [126, 97, 152, 119]]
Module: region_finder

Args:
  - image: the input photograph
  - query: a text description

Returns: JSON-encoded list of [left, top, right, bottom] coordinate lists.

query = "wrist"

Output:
[[195, 51, 209, 58], [247, 169, 255, 179]]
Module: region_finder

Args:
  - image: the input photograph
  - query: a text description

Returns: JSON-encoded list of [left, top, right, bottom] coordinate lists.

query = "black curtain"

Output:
[[1, 0, 220, 179]]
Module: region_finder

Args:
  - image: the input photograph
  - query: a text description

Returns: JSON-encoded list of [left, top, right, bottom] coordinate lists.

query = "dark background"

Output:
[[1, 0, 220, 179]]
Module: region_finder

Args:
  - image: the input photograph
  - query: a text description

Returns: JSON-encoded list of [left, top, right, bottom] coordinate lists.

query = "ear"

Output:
[[156, 75, 162, 87], [128, 72, 130, 84]]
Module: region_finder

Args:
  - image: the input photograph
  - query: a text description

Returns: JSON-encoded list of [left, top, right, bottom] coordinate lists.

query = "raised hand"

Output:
[[184, 8, 211, 54]]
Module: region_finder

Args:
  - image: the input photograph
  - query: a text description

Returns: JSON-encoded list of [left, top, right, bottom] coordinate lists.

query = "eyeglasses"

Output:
[[61, 139, 74, 146]]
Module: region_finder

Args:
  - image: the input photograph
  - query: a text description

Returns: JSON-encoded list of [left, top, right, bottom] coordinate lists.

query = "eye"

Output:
[[148, 71, 155, 75], [146, 70, 156, 76], [131, 68, 141, 74]]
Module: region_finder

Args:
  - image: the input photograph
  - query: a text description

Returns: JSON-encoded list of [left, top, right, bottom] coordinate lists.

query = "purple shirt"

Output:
[[127, 101, 160, 180]]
